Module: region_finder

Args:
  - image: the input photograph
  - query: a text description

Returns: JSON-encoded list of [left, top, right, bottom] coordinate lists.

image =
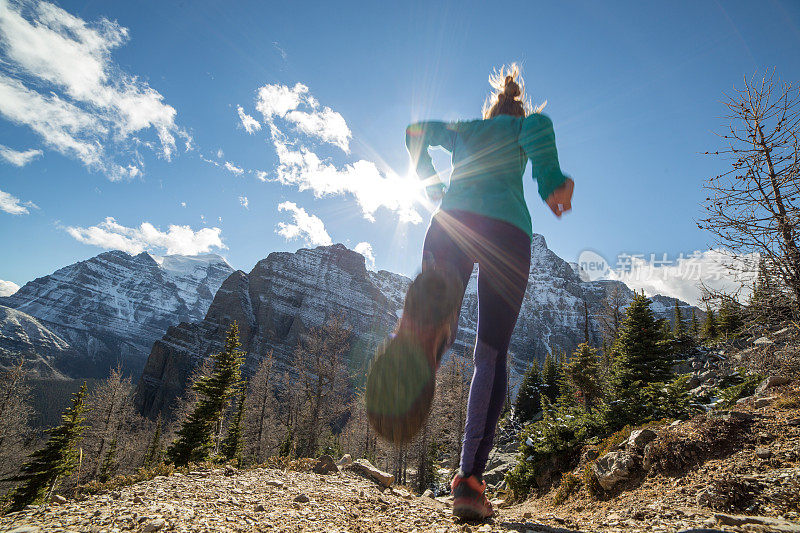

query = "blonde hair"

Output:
[[482, 63, 546, 119]]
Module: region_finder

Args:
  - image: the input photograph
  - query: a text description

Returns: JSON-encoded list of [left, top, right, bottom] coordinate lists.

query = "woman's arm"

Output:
[[405, 121, 457, 197], [518, 114, 572, 215]]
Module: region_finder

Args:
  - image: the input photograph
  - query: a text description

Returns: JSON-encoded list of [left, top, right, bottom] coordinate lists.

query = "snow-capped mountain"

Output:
[[0, 251, 233, 378], [135, 237, 700, 417]]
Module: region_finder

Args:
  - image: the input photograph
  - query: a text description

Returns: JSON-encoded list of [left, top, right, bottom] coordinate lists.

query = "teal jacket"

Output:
[[406, 114, 569, 238]]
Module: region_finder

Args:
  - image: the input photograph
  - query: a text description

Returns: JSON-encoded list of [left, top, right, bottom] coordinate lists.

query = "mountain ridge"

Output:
[[0, 250, 234, 378], [134, 237, 701, 417]]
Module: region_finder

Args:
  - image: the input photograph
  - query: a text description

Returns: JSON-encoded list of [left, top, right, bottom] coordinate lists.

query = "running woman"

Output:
[[367, 64, 573, 520]]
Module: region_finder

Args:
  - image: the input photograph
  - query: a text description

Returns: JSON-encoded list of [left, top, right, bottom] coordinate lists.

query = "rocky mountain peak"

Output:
[[0, 250, 234, 379], [136, 238, 702, 418]]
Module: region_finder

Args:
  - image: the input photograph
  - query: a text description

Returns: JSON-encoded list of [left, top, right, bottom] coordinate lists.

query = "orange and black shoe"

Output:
[[365, 268, 463, 444], [452, 472, 494, 521]]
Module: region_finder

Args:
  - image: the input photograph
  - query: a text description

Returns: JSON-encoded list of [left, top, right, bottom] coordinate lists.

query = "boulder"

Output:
[[345, 459, 394, 488], [336, 454, 353, 468], [755, 448, 772, 460], [312, 454, 339, 475], [142, 519, 166, 532], [626, 429, 658, 451], [753, 336, 774, 345], [714, 513, 800, 532], [592, 450, 637, 491], [699, 369, 717, 381], [755, 375, 790, 396], [754, 396, 776, 408]]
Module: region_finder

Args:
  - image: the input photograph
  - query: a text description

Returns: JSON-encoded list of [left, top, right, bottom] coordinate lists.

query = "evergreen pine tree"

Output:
[[703, 306, 718, 340], [565, 343, 602, 413], [556, 353, 576, 406], [98, 437, 118, 483], [749, 257, 776, 323], [607, 293, 672, 428], [143, 413, 163, 468], [717, 301, 743, 338], [542, 352, 559, 403], [583, 300, 590, 343], [673, 299, 685, 337], [514, 360, 542, 424], [658, 317, 673, 340], [166, 322, 245, 466], [7, 383, 88, 511], [219, 385, 247, 466], [690, 309, 700, 337]]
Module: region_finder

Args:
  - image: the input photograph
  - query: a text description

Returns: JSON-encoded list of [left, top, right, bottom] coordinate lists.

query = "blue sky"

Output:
[[1, 0, 799, 305]]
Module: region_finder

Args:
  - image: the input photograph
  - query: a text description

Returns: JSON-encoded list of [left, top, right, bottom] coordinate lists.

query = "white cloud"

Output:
[[224, 161, 244, 175], [237, 105, 261, 134], [0, 188, 38, 215], [354, 241, 375, 270], [269, 125, 422, 223], [0, 144, 42, 166], [0, 280, 20, 296], [239, 195, 248, 209], [256, 82, 308, 119], [603, 249, 758, 307], [65, 216, 226, 255], [0, 1, 185, 178], [250, 83, 420, 223], [216, 148, 224, 159], [284, 107, 351, 152], [275, 201, 332, 247], [0, 74, 105, 168], [254, 82, 351, 152], [180, 201, 186, 207]]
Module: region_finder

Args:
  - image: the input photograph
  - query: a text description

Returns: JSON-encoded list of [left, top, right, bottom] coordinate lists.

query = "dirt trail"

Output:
[[0, 464, 724, 533]]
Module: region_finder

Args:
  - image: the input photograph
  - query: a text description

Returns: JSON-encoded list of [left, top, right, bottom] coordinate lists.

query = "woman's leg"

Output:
[[420, 213, 474, 353], [459, 218, 531, 478]]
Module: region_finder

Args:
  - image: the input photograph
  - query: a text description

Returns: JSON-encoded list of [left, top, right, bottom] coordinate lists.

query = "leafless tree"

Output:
[[431, 352, 471, 471], [599, 284, 627, 342], [0, 357, 34, 487], [291, 315, 352, 457], [243, 351, 281, 464], [340, 387, 377, 461], [701, 71, 800, 315], [80, 366, 137, 482]]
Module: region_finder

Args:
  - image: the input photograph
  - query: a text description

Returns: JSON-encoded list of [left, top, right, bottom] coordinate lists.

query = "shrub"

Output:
[[644, 414, 746, 476], [776, 392, 800, 409], [80, 462, 182, 496], [552, 472, 581, 505], [506, 404, 605, 500], [716, 372, 763, 408], [262, 456, 316, 472]]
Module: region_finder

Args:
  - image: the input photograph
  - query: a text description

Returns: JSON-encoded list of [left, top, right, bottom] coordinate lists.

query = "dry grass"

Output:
[[552, 473, 580, 505], [643, 413, 748, 476]]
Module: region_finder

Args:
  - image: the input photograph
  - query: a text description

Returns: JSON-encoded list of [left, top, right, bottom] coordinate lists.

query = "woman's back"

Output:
[[406, 113, 567, 238]]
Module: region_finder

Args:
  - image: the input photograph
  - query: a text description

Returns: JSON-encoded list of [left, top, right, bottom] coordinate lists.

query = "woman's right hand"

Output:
[[546, 177, 574, 218]]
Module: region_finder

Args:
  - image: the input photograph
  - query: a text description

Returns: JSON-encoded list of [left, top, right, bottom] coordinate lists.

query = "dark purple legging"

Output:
[[421, 209, 531, 478]]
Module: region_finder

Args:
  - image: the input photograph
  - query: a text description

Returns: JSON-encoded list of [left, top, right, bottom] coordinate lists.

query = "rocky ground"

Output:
[[3, 330, 800, 533], [2, 388, 798, 533], [511, 383, 800, 533]]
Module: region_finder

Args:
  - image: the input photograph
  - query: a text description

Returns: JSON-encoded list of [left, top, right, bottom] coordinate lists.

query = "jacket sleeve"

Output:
[[405, 121, 457, 191], [518, 114, 569, 201]]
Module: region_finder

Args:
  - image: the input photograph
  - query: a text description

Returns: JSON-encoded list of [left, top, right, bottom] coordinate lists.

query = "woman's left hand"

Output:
[[546, 177, 574, 218]]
